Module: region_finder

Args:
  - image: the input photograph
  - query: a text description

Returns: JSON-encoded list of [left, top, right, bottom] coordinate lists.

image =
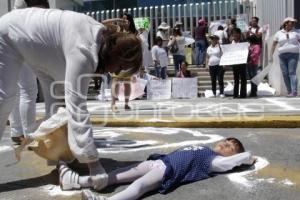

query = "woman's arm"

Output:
[[211, 152, 255, 172]]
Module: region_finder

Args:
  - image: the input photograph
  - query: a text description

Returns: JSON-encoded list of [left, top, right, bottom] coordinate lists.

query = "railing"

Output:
[[86, 0, 253, 46]]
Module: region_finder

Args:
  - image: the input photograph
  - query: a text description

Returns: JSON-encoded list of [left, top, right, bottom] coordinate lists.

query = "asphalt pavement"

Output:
[[1, 127, 299, 200]]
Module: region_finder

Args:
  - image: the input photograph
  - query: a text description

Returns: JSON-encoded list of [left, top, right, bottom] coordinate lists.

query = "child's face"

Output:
[[213, 140, 238, 156]]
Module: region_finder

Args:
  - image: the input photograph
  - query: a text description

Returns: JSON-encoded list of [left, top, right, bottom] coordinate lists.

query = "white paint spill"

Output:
[[0, 145, 13, 153], [280, 179, 295, 186], [95, 127, 224, 154], [264, 98, 298, 111], [227, 156, 270, 188], [41, 185, 80, 197]]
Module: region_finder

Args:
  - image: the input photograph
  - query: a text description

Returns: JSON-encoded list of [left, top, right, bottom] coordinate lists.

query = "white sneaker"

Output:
[[220, 94, 225, 98], [82, 190, 107, 200], [58, 161, 81, 190]]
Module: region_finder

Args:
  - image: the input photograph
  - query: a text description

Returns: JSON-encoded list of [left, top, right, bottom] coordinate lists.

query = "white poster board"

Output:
[[118, 79, 147, 101], [172, 78, 198, 99], [147, 79, 172, 100], [209, 20, 226, 34], [220, 42, 250, 66]]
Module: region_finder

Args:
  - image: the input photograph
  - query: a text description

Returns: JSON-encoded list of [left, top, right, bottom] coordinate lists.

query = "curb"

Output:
[[89, 115, 300, 128]]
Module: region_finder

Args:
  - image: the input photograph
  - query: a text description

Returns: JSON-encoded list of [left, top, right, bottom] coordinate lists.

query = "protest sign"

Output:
[[209, 20, 226, 34], [172, 78, 198, 99], [147, 79, 172, 100], [220, 42, 250, 66], [134, 17, 150, 30]]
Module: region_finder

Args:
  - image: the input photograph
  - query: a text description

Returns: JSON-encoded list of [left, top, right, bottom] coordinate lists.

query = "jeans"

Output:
[[247, 64, 258, 96], [173, 55, 185, 75], [278, 53, 299, 95], [233, 64, 247, 98], [209, 65, 224, 95], [195, 39, 206, 65], [154, 66, 167, 79]]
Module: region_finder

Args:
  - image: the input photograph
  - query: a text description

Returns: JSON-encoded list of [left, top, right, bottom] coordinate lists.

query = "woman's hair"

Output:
[[99, 30, 142, 77], [123, 13, 137, 34], [25, 0, 49, 8], [225, 138, 245, 153], [232, 27, 242, 35]]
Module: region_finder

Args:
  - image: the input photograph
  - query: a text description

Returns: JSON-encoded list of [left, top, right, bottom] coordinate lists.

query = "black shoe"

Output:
[[124, 105, 131, 110]]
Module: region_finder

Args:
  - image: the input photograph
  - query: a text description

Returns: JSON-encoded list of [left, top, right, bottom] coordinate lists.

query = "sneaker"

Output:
[[219, 94, 225, 98], [58, 161, 81, 190], [287, 93, 294, 97], [91, 173, 108, 191], [82, 190, 107, 200]]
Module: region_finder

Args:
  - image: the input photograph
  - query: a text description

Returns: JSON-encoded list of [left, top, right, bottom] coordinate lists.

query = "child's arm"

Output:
[[211, 152, 255, 172]]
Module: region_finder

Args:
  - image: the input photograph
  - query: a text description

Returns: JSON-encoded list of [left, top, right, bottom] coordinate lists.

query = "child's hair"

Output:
[[225, 137, 245, 153], [182, 60, 189, 67], [99, 31, 142, 77], [154, 36, 163, 45], [232, 27, 242, 35], [247, 35, 259, 44]]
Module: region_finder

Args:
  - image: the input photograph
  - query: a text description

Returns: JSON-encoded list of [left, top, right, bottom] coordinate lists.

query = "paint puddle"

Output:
[[41, 185, 80, 197], [227, 156, 269, 187], [93, 127, 224, 154], [227, 157, 297, 188]]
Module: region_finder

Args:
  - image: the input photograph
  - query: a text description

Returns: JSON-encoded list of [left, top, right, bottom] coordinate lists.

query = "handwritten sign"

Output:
[[147, 79, 172, 100], [172, 78, 198, 99], [134, 17, 150, 30], [220, 42, 250, 66]]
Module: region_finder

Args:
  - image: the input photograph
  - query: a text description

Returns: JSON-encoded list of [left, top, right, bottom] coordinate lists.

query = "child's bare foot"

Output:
[[111, 105, 117, 112], [82, 190, 107, 200]]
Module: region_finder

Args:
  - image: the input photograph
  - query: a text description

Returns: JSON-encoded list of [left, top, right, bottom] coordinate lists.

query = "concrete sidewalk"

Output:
[[37, 97, 300, 128]]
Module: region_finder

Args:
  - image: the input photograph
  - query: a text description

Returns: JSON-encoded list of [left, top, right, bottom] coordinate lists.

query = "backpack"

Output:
[[170, 39, 179, 54]]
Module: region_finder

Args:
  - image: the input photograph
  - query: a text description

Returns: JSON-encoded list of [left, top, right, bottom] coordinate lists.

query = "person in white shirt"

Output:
[[168, 28, 186, 75], [8, 0, 49, 145], [57, 137, 256, 200], [152, 37, 169, 79], [246, 17, 263, 42], [206, 35, 224, 97], [156, 22, 170, 50], [214, 25, 228, 44], [270, 17, 300, 97], [0, 8, 142, 189]]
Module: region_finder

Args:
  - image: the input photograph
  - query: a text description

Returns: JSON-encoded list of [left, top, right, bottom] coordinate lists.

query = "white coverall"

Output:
[[9, 0, 38, 137], [0, 8, 105, 163]]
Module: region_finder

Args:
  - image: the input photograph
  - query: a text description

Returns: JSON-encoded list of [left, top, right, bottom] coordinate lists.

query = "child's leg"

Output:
[[109, 163, 165, 200], [82, 160, 166, 200]]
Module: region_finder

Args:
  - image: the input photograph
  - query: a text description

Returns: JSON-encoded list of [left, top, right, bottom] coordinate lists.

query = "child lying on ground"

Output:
[[58, 137, 256, 200]]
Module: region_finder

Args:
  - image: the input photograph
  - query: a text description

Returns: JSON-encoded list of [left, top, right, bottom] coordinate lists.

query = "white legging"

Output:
[[107, 160, 166, 200]]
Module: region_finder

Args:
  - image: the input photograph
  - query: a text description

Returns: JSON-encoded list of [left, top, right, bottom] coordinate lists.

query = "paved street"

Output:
[[1, 126, 299, 200]]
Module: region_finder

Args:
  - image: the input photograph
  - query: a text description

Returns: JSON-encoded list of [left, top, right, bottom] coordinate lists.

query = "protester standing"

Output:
[[194, 19, 208, 67], [270, 17, 300, 97], [231, 28, 247, 98], [206, 35, 224, 97], [168, 28, 186, 75], [247, 35, 261, 97], [111, 13, 138, 111], [152, 37, 169, 79], [156, 22, 170, 51]]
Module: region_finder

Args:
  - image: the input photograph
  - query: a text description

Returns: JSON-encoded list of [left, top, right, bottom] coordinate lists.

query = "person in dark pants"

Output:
[[231, 28, 247, 98], [206, 35, 224, 97]]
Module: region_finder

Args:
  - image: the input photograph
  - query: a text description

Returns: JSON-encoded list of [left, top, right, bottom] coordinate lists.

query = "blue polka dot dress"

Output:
[[148, 146, 218, 194]]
